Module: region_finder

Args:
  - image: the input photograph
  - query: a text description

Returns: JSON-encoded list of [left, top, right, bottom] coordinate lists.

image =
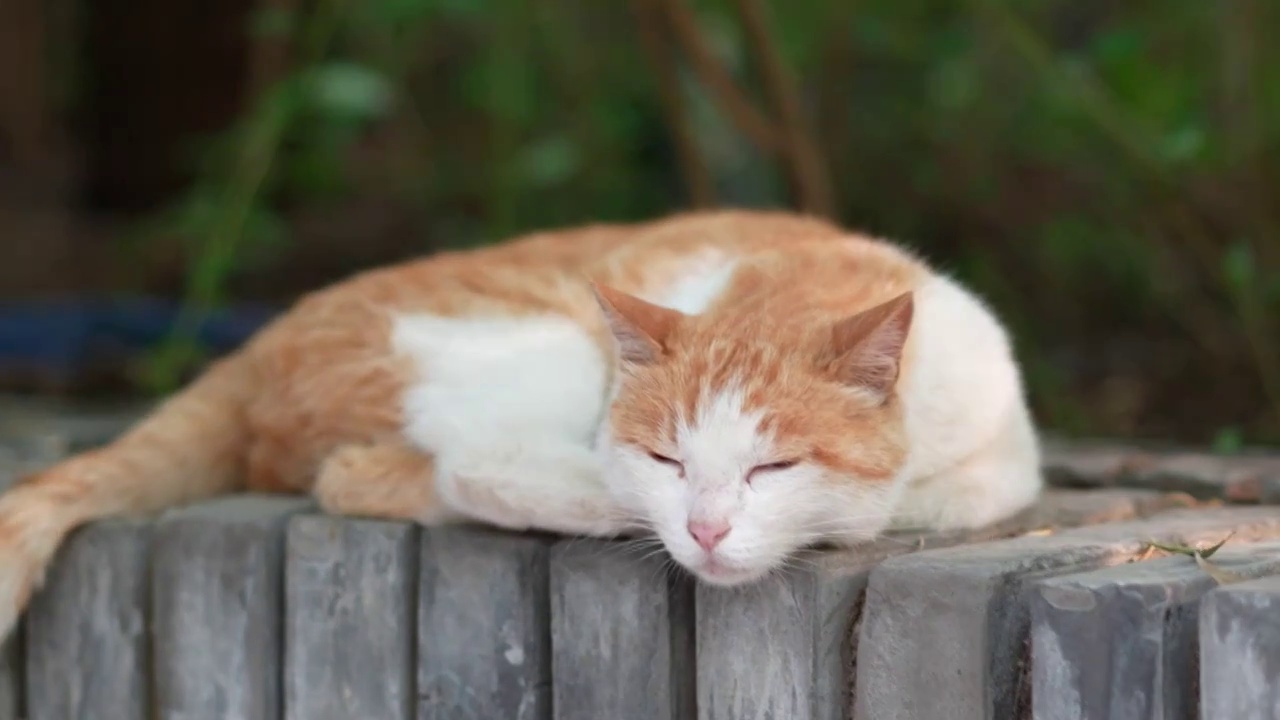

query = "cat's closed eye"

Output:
[[747, 460, 799, 483], [648, 451, 685, 475]]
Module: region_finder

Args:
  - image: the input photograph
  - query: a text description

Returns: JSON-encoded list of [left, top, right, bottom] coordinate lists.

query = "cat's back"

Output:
[[235, 210, 844, 488], [256, 209, 838, 328]]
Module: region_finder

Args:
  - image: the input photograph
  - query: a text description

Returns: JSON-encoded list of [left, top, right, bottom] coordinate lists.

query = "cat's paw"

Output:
[[437, 445, 637, 538], [0, 495, 57, 643]]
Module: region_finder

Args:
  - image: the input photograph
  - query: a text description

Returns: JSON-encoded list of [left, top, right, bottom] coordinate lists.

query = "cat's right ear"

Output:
[[590, 282, 685, 366], [823, 291, 914, 402]]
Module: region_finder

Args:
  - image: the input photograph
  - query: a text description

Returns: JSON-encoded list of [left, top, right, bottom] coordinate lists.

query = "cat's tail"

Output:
[[0, 355, 256, 640]]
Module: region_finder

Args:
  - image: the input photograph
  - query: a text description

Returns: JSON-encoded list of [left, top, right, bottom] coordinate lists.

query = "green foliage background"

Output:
[[146, 0, 1280, 447]]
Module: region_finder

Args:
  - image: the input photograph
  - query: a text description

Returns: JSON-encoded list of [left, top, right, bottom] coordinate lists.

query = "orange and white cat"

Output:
[[0, 209, 1041, 636]]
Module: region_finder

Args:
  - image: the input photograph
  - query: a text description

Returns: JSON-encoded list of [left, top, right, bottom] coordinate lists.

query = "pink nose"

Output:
[[687, 519, 732, 551]]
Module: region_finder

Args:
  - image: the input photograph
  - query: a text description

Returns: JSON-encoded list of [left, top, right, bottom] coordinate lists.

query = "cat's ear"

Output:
[[591, 282, 685, 366], [824, 291, 914, 402]]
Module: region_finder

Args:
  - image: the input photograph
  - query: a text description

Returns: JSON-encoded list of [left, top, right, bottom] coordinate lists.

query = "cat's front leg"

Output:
[[436, 441, 641, 538]]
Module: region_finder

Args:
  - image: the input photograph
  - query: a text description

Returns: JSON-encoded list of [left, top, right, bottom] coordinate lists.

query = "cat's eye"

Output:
[[648, 451, 683, 469], [747, 460, 799, 483], [757, 460, 799, 472]]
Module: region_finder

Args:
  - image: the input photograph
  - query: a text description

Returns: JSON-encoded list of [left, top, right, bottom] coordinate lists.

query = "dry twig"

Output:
[[730, 0, 834, 215], [659, 0, 781, 153], [631, 0, 716, 207], [1142, 531, 1251, 585]]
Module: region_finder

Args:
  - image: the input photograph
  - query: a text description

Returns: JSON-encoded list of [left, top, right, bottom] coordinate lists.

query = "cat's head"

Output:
[[593, 283, 914, 586]]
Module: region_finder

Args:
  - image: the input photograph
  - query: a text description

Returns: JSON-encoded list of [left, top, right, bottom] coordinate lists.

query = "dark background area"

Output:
[[0, 0, 1276, 448]]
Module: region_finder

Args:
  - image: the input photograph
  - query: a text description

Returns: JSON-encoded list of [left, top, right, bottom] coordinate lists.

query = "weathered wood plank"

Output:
[[854, 506, 1280, 720], [284, 515, 417, 720], [0, 636, 16, 720], [694, 487, 1190, 720], [418, 527, 552, 720], [697, 565, 860, 720], [25, 519, 152, 720], [1042, 439, 1280, 503], [550, 539, 693, 720], [152, 496, 311, 720], [0, 397, 146, 454], [1031, 542, 1280, 720], [1199, 575, 1280, 720]]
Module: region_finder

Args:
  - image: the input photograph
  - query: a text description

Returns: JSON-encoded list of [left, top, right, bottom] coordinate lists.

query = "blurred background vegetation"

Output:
[[0, 0, 1276, 447]]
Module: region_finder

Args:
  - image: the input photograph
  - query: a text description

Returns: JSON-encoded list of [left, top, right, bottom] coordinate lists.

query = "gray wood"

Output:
[[284, 515, 418, 720], [1031, 542, 1280, 720], [697, 566, 861, 720], [152, 495, 312, 720], [0, 396, 147, 454], [1199, 575, 1280, 720], [550, 539, 693, 720], [693, 487, 1176, 720], [25, 519, 152, 720], [417, 527, 552, 720], [854, 506, 1280, 720], [0, 430, 68, 489], [1042, 439, 1280, 503], [0, 632, 16, 720]]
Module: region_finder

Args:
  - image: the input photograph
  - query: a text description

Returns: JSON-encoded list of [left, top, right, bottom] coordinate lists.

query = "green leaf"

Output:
[[249, 6, 296, 38], [1222, 242, 1256, 293], [1212, 426, 1244, 455], [1145, 531, 1235, 559], [369, 0, 438, 25], [1159, 123, 1205, 164], [434, 0, 488, 18], [1092, 29, 1142, 65], [303, 62, 395, 122], [1199, 532, 1236, 559], [518, 136, 580, 187], [928, 58, 980, 111]]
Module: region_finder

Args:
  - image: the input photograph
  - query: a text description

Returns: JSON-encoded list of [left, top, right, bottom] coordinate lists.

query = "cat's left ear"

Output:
[[591, 282, 686, 366], [824, 291, 914, 402]]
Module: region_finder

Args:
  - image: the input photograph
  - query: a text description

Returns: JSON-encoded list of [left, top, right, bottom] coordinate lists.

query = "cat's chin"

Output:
[[684, 558, 772, 587]]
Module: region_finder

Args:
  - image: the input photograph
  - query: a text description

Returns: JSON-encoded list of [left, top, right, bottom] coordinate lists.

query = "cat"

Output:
[[0, 209, 1042, 637]]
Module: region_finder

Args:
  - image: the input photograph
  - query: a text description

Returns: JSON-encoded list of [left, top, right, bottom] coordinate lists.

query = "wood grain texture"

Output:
[[284, 515, 418, 720], [1200, 575, 1280, 720], [0, 635, 16, 720], [1042, 439, 1280, 503], [855, 506, 1280, 720], [697, 568, 861, 720], [550, 539, 693, 720], [25, 519, 152, 720], [693, 487, 1183, 720], [152, 496, 311, 720], [1031, 542, 1280, 720], [417, 527, 552, 720]]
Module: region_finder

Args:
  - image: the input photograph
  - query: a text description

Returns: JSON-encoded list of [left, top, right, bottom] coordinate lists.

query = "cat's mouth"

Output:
[[690, 556, 765, 586]]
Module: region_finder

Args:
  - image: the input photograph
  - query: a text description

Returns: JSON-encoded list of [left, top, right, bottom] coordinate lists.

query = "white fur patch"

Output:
[[642, 252, 738, 314], [391, 312, 635, 537], [392, 312, 608, 451], [675, 386, 770, 487], [891, 274, 1043, 527]]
